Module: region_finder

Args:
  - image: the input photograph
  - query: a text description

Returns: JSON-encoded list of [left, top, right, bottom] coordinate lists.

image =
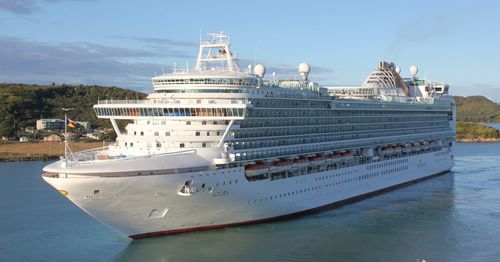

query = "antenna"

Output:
[[199, 27, 202, 44], [254, 43, 258, 66], [61, 107, 74, 167]]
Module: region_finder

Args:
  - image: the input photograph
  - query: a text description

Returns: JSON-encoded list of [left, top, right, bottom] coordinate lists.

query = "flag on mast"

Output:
[[67, 118, 77, 128]]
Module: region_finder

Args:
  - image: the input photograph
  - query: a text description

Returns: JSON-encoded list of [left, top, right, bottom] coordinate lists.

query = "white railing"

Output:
[[97, 99, 246, 105]]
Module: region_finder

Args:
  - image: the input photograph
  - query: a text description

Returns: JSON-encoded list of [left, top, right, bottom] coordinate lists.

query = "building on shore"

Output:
[[36, 119, 65, 131], [36, 118, 91, 132], [19, 136, 29, 142], [76, 121, 91, 132], [44, 134, 62, 142], [62, 132, 78, 141], [84, 133, 100, 140]]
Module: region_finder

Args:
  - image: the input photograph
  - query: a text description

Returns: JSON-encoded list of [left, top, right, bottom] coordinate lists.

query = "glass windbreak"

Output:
[[95, 107, 244, 118]]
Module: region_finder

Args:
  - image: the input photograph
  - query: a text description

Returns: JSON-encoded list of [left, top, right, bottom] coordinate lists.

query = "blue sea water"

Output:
[[0, 142, 499, 262]]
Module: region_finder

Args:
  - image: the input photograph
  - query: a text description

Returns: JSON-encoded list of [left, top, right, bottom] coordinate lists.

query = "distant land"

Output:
[[0, 83, 499, 142], [454, 96, 500, 123], [0, 83, 146, 137]]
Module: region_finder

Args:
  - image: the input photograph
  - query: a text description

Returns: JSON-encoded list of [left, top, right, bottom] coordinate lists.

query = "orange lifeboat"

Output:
[[271, 160, 290, 172], [245, 163, 268, 177], [293, 157, 310, 168], [308, 155, 326, 166]]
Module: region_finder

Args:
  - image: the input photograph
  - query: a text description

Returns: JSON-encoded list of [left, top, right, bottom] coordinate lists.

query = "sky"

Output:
[[1, 0, 499, 101]]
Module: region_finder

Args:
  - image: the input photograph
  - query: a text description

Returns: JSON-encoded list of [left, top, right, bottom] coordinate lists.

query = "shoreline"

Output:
[[0, 155, 59, 163], [0, 141, 109, 163], [457, 138, 500, 143]]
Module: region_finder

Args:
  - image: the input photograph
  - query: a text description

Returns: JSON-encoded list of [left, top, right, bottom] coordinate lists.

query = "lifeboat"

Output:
[[330, 152, 342, 161], [403, 143, 412, 153], [245, 163, 268, 177], [271, 160, 289, 172], [293, 157, 310, 168], [330, 151, 352, 162], [308, 155, 326, 166], [381, 146, 396, 156], [340, 151, 354, 160]]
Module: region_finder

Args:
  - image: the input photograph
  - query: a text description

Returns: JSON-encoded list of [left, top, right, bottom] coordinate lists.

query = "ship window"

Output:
[[134, 131, 137, 135], [202, 121, 206, 125], [130, 143, 133, 147], [180, 143, 185, 148], [154, 131, 159, 136], [196, 131, 200, 136], [140, 131, 144, 136], [186, 121, 191, 125], [156, 142, 161, 148], [213, 121, 217, 125], [202, 143, 206, 148]]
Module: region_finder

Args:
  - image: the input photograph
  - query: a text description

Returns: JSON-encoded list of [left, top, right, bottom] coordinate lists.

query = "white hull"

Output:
[[43, 149, 453, 238]]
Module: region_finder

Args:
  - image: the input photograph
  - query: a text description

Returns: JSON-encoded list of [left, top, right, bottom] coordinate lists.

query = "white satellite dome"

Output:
[[254, 64, 266, 78], [395, 66, 401, 74], [298, 63, 311, 79], [410, 65, 418, 76]]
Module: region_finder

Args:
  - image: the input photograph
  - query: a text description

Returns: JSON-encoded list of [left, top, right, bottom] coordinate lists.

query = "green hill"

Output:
[[0, 83, 146, 137], [454, 96, 500, 122], [456, 121, 500, 140]]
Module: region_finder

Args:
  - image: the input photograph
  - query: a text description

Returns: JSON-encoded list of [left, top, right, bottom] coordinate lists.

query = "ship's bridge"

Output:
[[152, 71, 258, 93], [152, 32, 259, 93]]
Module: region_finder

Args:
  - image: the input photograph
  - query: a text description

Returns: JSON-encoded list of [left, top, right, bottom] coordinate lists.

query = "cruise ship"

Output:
[[42, 33, 455, 239]]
